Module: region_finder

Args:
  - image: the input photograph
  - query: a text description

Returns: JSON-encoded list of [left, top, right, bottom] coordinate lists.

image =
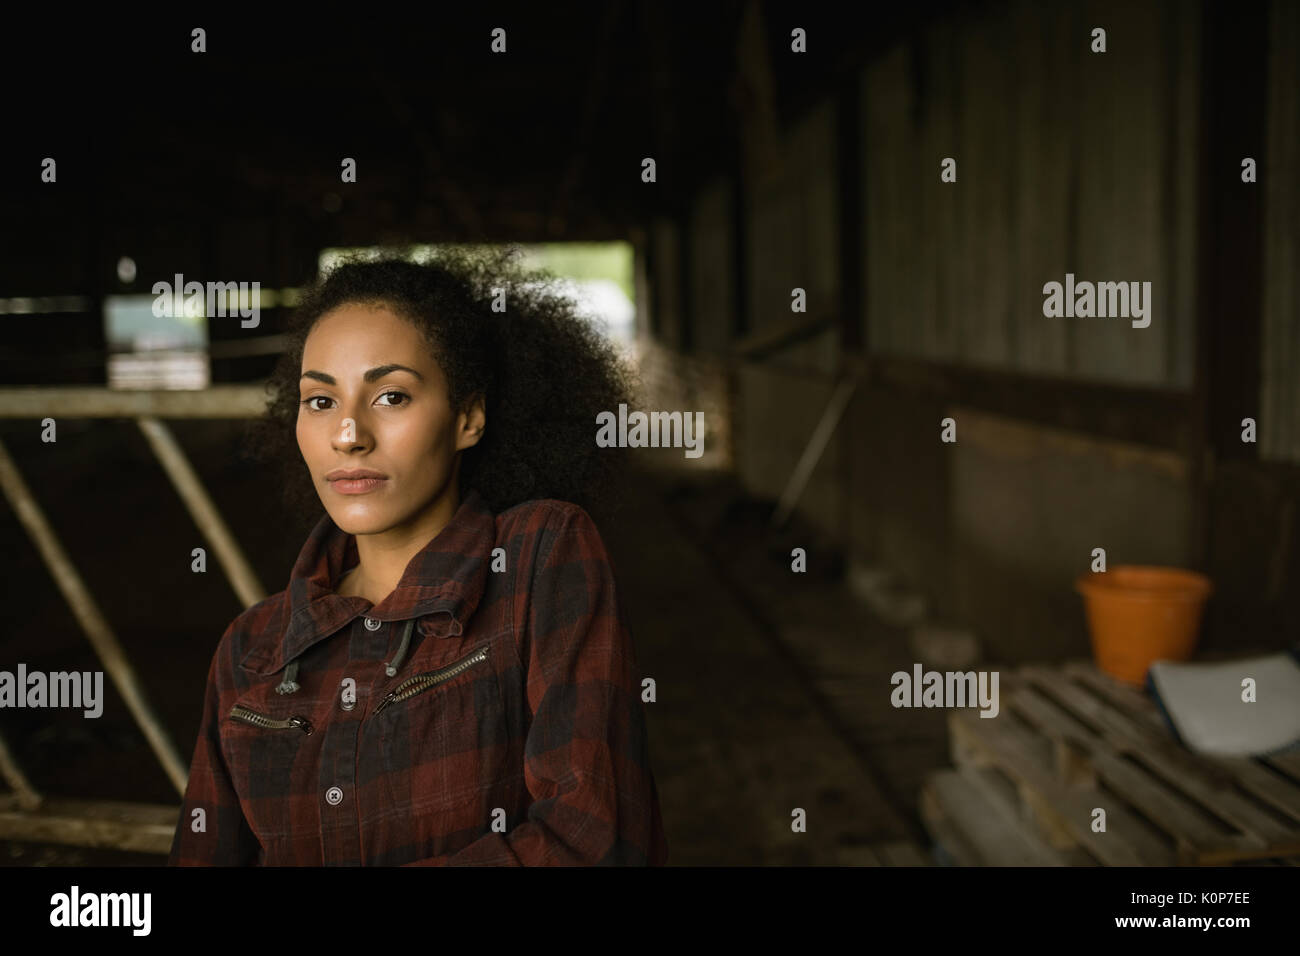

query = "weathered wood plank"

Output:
[[1062, 661, 1300, 823], [0, 796, 177, 855], [949, 705, 1175, 864], [1020, 666, 1297, 845], [924, 769, 1077, 866]]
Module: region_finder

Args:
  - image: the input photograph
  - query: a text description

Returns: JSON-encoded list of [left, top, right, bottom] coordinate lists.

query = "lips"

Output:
[[325, 468, 388, 495], [326, 468, 387, 482]]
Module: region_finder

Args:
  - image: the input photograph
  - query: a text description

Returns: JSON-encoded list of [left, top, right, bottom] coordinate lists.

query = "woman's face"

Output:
[[296, 303, 484, 536]]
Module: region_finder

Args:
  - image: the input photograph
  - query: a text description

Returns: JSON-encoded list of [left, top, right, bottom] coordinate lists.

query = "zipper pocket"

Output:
[[373, 646, 489, 715], [230, 704, 314, 735]]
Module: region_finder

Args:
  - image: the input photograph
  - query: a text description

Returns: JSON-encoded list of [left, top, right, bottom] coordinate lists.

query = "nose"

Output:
[[329, 402, 373, 454]]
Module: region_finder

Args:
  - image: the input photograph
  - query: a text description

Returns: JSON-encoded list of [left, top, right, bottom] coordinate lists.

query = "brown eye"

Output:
[[376, 391, 409, 407]]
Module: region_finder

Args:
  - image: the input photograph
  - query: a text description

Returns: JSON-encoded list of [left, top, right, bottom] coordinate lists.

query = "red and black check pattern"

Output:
[[168, 489, 668, 865]]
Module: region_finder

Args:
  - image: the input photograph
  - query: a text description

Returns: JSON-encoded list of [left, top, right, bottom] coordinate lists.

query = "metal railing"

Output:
[[0, 385, 268, 855]]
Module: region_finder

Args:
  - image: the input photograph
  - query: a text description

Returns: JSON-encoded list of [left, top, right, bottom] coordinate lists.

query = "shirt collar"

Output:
[[241, 489, 496, 677]]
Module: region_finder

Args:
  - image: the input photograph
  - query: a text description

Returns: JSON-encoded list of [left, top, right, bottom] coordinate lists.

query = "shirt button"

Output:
[[325, 786, 344, 806], [363, 617, 381, 631]]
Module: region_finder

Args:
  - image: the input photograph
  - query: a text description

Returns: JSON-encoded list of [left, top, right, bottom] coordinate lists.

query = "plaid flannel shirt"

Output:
[[168, 489, 668, 865]]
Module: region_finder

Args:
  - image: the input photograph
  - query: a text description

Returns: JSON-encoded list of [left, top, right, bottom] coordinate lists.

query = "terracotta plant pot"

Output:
[[1074, 565, 1213, 686]]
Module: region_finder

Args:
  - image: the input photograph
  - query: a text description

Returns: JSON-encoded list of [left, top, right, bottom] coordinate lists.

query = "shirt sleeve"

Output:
[[167, 632, 260, 866], [403, 503, 668, 866]]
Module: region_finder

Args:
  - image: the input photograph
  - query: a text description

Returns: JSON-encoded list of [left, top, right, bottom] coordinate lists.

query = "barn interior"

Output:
[[1, 1, 1299, 867]]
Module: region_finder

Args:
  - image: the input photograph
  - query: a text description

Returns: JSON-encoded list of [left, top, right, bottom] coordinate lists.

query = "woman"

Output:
[[168, 248, 667, 865]]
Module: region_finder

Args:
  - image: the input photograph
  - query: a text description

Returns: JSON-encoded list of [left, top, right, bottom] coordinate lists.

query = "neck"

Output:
[[344, 480, 462, 606]]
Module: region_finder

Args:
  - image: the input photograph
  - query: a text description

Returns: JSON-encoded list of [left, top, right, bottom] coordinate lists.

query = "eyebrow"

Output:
[[300, 364, 425, 385]]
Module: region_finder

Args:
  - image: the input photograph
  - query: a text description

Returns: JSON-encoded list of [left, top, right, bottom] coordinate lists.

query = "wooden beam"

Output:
[[0, 385, 267, 418], [870, 355, 1193, 452], [732, 310, 835, 359], [1190, 0, 1269, 569], [836, 72, 863, 356], [730, 166, 751, 339], [0, 732, 41, 810], [678, 204, 694, 352], [0, 439, 189, 796], [0, 795, 177, 855], [137, 416, 267, 609]]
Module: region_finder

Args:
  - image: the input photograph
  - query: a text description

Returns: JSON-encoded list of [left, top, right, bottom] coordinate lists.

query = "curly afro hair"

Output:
[[246, 245, 638, 523]]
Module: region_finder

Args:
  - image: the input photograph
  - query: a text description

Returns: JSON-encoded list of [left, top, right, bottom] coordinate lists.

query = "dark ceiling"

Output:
[[0, 2, 957, 302]]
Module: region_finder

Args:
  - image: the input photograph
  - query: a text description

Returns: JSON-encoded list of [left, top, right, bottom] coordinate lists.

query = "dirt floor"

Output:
[[0, 420, 947, 865]]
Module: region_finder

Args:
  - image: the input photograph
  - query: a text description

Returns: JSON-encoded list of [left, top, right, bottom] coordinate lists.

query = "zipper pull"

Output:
[[289, 716, 314, 735], [374, 693, 396, 716]]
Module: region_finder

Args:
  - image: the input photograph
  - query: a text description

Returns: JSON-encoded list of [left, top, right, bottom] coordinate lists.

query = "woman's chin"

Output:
[[323, 503, 393, 536]]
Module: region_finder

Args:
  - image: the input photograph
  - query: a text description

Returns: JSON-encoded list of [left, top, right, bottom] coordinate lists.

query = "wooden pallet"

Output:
[[926, 659, 1300, 866]]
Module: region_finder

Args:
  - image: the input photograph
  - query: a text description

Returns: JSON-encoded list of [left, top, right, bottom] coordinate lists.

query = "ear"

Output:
[[455, 394, 486, 451]]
